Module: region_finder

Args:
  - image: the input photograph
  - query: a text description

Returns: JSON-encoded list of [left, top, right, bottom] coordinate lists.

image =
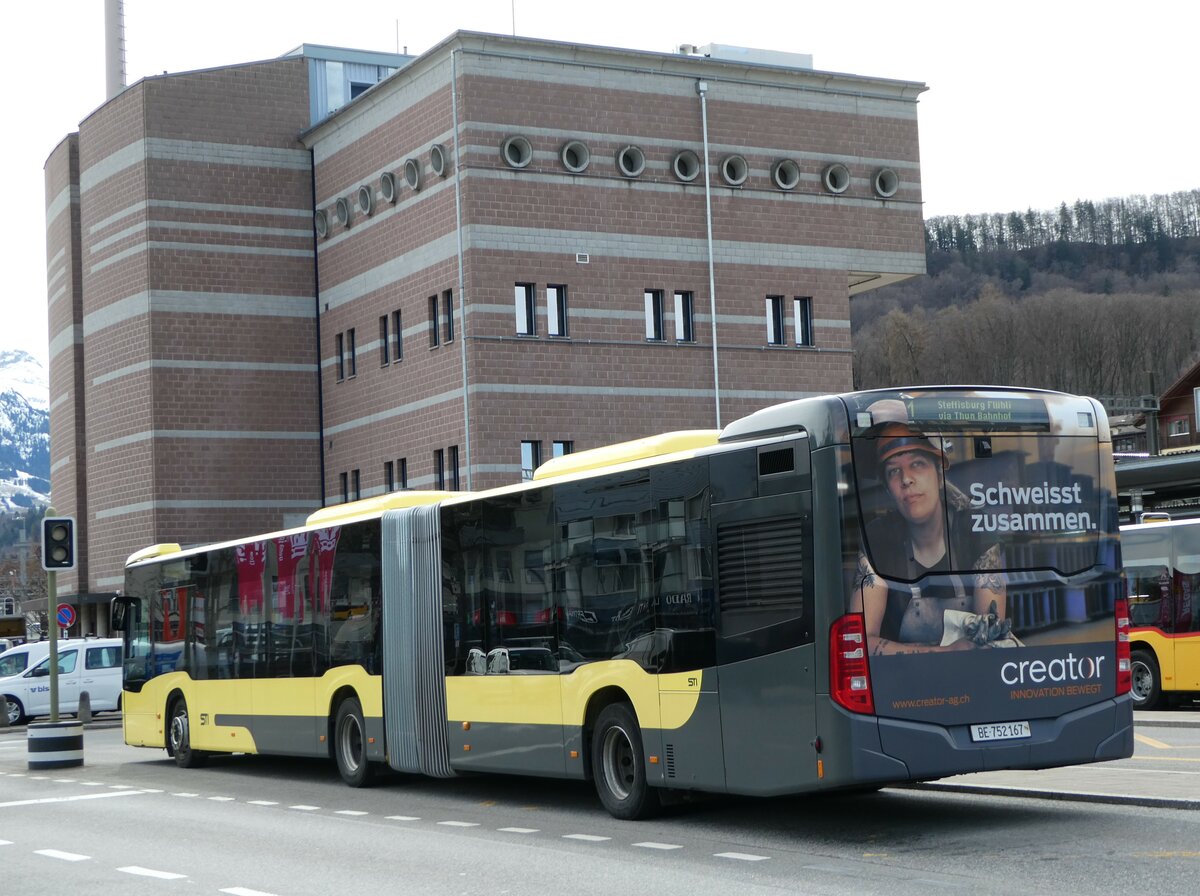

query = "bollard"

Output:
[[28, 719, 84, 770], [78, 691, 92, 725]]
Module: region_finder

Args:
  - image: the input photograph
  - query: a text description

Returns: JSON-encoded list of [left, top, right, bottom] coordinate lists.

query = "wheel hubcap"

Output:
[[601, 725, 635, 801], [340, 715, 362, 773], [170, 710, 189, 753]]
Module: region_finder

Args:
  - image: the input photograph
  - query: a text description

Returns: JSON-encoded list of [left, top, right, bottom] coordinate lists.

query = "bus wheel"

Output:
[[168, 698, 207, 768], [1130, 650, 1162, 710], [591, 703, 660, 820], [334, 697, 375, 787], [4, 696, 25, 726]]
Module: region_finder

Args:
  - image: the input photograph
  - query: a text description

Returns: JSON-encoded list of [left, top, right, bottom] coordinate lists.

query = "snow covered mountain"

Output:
[[0, 350, 50, 514]]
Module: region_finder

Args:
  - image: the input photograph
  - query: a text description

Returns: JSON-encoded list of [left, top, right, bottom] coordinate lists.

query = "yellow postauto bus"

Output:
[[111, 387, 1133, 818]]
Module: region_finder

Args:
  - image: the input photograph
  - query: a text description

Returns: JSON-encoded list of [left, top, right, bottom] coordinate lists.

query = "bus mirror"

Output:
[[110, 596, 132, 632]]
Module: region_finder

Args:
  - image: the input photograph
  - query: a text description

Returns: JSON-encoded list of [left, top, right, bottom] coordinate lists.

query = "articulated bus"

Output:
[[1120, 517, 1200, 708], [111, 387, 1133, 818]]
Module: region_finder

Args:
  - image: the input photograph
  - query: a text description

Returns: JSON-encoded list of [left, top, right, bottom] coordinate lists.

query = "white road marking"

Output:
[[208, 796, 236, 802], [386, 815, 420, 821], [499, 827, 540, 834], [563, 834, 611, 842], [79, 781, 103, 786], [437, 821, 479, 827], [715, 852, 770, 862], [220, 888, 279, 896], [634, 842, 683, 850], [289, 805, 320, 811], [35, 848, 90, 862], [335, 810, 368, 816], [53, 778, 77, 783], [172, 792, 199, 798], [248, 800, 279, 806], [0, 840, 12, 846], [119, 865, 187, 880], [0, 790, 146, 809]]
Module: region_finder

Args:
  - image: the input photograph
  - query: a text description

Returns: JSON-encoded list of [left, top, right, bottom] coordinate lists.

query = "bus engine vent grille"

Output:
[[664, 744, 676, 778], [758, 447, 794, 477], [716, 516, 804, 611]]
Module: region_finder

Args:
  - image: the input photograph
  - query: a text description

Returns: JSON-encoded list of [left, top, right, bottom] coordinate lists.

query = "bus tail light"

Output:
[[830, 613, 874, 714], [1115, 597, 1131, 696]]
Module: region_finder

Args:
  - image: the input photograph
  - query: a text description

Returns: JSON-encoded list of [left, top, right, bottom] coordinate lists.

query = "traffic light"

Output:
[[42, 516, 76, 571]]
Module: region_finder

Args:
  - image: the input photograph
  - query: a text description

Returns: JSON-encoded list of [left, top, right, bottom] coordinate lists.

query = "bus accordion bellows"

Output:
[[1120, 515, 1200, 709], [111, 386, 1133, 818]]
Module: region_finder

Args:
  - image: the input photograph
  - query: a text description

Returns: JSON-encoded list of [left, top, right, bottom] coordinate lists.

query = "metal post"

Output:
[[48, 569, 58, 723]]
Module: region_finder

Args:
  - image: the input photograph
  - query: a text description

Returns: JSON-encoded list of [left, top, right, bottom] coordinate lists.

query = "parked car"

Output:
[[1, 637, 123, 726]]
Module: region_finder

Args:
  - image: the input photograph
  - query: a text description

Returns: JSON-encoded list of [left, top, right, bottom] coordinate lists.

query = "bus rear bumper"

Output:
[[848, 696, 1134, 783]]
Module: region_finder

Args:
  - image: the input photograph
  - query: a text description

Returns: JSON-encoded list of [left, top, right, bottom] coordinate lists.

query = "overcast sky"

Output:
[[5, 0, 1196, 370]]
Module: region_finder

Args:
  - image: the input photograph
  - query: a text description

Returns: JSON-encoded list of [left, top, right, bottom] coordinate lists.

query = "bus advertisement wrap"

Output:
[[848, 389, 1121, 722]]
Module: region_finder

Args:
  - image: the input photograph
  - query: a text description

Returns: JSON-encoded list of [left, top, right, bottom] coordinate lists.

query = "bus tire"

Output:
[[4, 695, 25, 726], [1130, 650, 1162, 710], [168, 697, 208, 768], [591, 703, 660, 820], [334, 696, 375, 787]]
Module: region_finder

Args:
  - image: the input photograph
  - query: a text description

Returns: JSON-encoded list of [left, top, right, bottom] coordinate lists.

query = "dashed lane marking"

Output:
[[499, 827, 540, 834], [563, 834, 611, 842], [208, 796, 236, 802], [35, 849, 90, 862], [118, 866, 187, 880], [0, 790, 146, 809], [335, 810, 368, 816], [386, 815, 420, 821], [220, 888, 279, 896], [248, 800, 279, 806], [437, 821, 480, 827], [634, 842, 683, 850], [289, 805, 321, 811], [715, 852, 770, 862]]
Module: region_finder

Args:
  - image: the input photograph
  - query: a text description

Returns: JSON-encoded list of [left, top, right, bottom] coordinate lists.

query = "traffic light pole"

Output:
[[47, 568, 58, 723]]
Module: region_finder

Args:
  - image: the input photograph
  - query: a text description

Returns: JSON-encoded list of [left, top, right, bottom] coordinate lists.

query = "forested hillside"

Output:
[[852, 189, 1200, 403]]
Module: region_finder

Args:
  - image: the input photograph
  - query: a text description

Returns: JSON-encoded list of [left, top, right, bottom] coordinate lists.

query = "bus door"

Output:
[[1173, 523, 1200, 689], [711, 438, 817, 795]]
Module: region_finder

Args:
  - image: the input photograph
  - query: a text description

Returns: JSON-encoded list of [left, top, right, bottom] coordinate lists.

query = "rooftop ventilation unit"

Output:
[[697, 44, 813, 70]]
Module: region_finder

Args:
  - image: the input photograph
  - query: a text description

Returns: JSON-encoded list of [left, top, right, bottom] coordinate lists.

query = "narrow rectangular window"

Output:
[[766, 295, 784, 345], [392, 310, 403, 361], [552, 440, 574, 458], [339, 472, 349, 503], [434, 449, 445, 489], [515, 283, 536, 336], [521, 440, 542, 481], [379, 315, 390, 365], [429, 295, 440, 346], [644, 289, 664, 341], [384, 460, 395, 491], [352, 469, 361, 501], [398, 457, 408, 489], [443, 289, 454, 344], [547, 284, 568, 337], [449, 445, 460, 490], [674, 290, 694, 342], [335, 333, 345, 381], [347, 328, 357, 376], [794, 296, 813, 347]]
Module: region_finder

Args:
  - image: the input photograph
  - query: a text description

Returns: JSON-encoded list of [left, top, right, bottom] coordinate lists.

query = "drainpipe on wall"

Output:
[[698, 80, 721, 429]]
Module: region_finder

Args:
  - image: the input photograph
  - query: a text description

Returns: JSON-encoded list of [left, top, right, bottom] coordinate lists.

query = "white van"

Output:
[[0, 640, 52, 679], [0, 638, 123, 726]]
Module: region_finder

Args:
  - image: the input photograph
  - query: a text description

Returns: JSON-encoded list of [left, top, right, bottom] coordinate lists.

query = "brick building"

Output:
[[45, 32, 927, 633]]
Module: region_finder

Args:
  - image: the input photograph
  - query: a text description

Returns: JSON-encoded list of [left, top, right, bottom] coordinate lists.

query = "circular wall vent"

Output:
[[404, 158, 422, 191], [771, 159, 801, 191], [721, 154, 748, 186], [358, 185, 374, 216], [380, 171, 397, 203], [502, 135, 533, 169], [822, 163, 850, 194], [334, 197, 351, 227], [561, 140, 590, 173], [430, 144, 448, 176], [616, 145, 646, 178], [873, 167, 900, 198], [314, 210, 329, 239], [673, 150, 700, 182]]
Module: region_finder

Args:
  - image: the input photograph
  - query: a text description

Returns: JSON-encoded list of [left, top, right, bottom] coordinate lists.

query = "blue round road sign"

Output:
[[56, 604, 76, 628]]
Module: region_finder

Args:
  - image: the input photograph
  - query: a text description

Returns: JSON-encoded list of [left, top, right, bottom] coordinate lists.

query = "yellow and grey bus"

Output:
[[1121, 516, 1200, 708], [111, 387, 1133, 818]]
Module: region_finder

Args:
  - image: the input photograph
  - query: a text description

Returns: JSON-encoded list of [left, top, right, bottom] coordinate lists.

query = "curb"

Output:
[[908, 781, 1200, 811]]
